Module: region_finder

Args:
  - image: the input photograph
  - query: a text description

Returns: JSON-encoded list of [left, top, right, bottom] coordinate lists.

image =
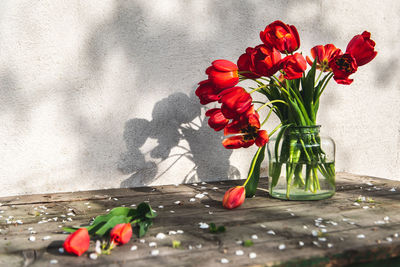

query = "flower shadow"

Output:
[[119, 92, 240, 188]]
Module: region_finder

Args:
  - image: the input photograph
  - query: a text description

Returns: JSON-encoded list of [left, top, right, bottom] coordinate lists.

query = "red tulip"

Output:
[[260, 20, 300, 53], [206, 59, 239, 89], [306, 44, 342, 72], [346, 31, 377, 66], [237, 47, 261, 78], [110, 223, 132, 245], [238, 45, 281, 78], [195, 80, 222, 105], [223, 106, 269, 149], [63, 228, 90, 256], [218, 87, 252, 119], [222, 186, 245, 209], [329, 53, 358, 85], [279, 53, 307, 80], [205, 108, 229, 131]]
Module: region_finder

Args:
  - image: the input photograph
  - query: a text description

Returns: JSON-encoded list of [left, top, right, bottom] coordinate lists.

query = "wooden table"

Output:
[[1, 172, 400, 266]]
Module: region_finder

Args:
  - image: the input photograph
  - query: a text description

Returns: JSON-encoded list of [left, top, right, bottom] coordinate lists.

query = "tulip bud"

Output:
[[222, 186, 245, 209], [110, 223, 132, 245], [63, 228, 90, 256]]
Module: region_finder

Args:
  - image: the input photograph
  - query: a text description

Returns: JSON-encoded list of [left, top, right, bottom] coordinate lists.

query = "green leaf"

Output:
[[209, 223, 226, 233], [95, 215, 130, 236], [136, 219, 153, 238], [62, 227, 80, 233], [86, 207, 137, 235], [137, 202, 157, 219], [245, 145, 266, 198]]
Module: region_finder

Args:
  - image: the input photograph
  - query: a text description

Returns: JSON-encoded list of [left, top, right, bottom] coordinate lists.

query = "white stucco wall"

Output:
[[0, 0, 399, 197]]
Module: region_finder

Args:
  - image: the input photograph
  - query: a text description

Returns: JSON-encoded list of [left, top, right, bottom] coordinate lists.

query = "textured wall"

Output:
[[0, 0, 399, 197]]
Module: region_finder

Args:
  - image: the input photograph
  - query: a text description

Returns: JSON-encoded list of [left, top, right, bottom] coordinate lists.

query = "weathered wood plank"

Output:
[[0, 172, 400, 266]]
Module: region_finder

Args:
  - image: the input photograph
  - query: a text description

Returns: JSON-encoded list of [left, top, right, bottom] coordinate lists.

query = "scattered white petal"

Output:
[[89, 253, 98, 260], [299, 241, 304, 246], [140, 239, 145, 243], [278, 244, 286, 250], [327, 243, 333, 248], [158, 205, 164, 209], [202, 192, 208, 195], [208, 211, 213, 215], [394, 233, 399, 238], [357, 234, 366, 239], [156, 233, 166, 239], [375, 220, 385, 225], [384, 216, 390, 221], [168, 231, 177, 235], [130, 245, 138, 251], [290, 213, 295, 216], [106, 209, 110, 212], [267, 230, 276, 235], [196, 244, 202, 249], [170, 210, 175, 213], [50, 259, 58, 264], [220, 258, 229, 264], [353, 202, 360, 206], [28, 227, 33, 231], [189, 198, 196, 202], [95, 240, 101, 254], [260, 224, 266, 228], [58, 248, 64, 253], [251, 234, 258, 240], [42, 236, 51, 240], [386, 237, 393, 242], [67, 213, 75, 217], [212, 187, 219, 190], [348, 221, 356, 225], [200, 186, 207, 190], [236, 240, 242, 245], [174, 201, 181, 205], [327, 221, 338, 226], [192, 183, 198, 186], [201, 182, 207, 185], [303, 225, 308, 229], [131, 204, 136, 207], [151, 250, 159, 256], [113, 198, 118, 201], [366, 182, 373, 186], [67, 218, 73, 222], [29, 236, 36, 242], [188, 245, 193, 250], [199, 222, 209, 229], [195, 194, 205, 199], [249, 252, 257, 259], [177, 230, 184, 234], [363, 206, 369, 210], [312, 241, 320, 247], [87, 206, 91, 209], [15, 220, 23, 224], [149, 242, 157, 247], [342, 218, 349, 222], [235, 250, 244, 256], [204, 205, 210, 208], [321, 229, 327, 233], [311, 230, 318, 237], [389, 188, 396, 192], [318, 237, 327, 242]]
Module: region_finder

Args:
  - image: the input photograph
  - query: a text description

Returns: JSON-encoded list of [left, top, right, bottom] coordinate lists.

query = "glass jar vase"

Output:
[[267, 125, 335, 200]]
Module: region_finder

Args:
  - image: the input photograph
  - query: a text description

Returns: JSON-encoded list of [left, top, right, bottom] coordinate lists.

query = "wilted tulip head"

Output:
[[63, 228, 90, 256], [222, 186, 245, 209]]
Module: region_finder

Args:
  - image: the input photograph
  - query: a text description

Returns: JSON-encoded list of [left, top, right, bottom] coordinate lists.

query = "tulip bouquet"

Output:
[[62, 202, 156, 256], [196, 20, 377, 206]]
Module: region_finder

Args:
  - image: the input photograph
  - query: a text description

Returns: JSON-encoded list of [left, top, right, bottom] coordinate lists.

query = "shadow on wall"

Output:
[[118, 92, 240, 187]]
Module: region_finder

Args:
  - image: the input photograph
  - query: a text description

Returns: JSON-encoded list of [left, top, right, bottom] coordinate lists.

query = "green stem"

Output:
[[242, 146, 264, 187], [268, 123, 283, 137], [256, 100, 288, 112]]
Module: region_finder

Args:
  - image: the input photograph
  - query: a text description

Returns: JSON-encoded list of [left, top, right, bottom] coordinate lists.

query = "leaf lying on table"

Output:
[[63, 202, 157, 238], [209, 223, 226, 233]]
